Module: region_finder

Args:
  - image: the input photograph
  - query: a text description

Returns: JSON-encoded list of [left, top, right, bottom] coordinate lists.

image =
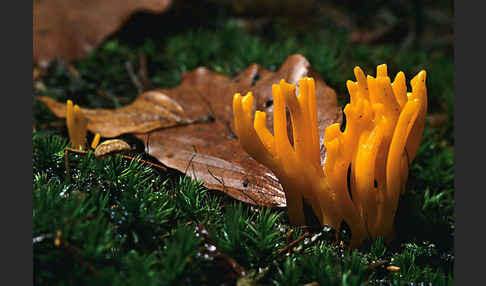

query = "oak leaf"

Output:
[[37, 89, 209, 138], [38, 54, 342, 207], [34, 0, 172, 67]]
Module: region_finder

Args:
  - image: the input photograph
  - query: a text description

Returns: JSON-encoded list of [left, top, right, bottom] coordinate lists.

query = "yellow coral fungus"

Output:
[[66, 100, 88, 149], [91, 133, 101, 149], [232, 65, 427, 247]]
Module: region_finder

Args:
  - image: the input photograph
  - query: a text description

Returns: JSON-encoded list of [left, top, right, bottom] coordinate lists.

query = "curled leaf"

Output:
[[94, 139, 131, 157], [34, 0, 172, 67], [38, 89, 210, 138]]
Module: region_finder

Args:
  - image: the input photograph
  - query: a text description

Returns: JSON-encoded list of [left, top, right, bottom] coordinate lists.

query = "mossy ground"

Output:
[[33, 2, 454, 285]]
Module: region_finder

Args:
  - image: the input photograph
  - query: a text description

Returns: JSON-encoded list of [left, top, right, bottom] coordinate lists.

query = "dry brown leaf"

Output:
[[34, 0, 172, 67], [94, 139, 131, 157], [37, 89, 210, 138], [39, 54, 342, 207]]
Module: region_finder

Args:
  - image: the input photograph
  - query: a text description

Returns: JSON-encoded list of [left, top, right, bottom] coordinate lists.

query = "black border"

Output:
[[455, 0, 482, 284], [0, 1, 33, 285], [3, 0, 33, 285]]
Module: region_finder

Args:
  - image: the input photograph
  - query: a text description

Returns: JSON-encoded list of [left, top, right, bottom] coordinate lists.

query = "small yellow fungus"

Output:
[[386, 265, 401, 272], [66, 100, 88, 149], [233, 64, 427, 247], [91, 133, 101, 149]]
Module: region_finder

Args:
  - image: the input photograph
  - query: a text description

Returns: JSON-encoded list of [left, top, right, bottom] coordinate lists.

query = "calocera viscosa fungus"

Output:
[[66, 99, 88, 149], [66, 100, 100, 150], [232, 64, 427, 247]]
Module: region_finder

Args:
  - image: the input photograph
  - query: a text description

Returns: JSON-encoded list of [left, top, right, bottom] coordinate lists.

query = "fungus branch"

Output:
[[233, 65, 427, 247]]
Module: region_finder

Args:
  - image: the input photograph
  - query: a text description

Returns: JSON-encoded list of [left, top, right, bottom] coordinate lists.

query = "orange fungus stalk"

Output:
[[232, 64, 427, 247]]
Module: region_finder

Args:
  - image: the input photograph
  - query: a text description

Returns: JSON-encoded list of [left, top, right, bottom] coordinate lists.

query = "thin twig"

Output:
[[122, 155, 167, 170], [207, 168, 227, 192], [125, 61, 144, 94], [184, 153, 197, 176], [65, 147, 167, 171], [194, 224, 248, 278], [56, 232, 101, 276], [96, 90, 130, 105], [138, 53, 152, 91], [276, 232, 310, 256], [65, 148, 71, 182], [317, 2, 354, 30], [367, 259, 389, 270], [285, 229, 295, 243], [67, 64, 80, 79]]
